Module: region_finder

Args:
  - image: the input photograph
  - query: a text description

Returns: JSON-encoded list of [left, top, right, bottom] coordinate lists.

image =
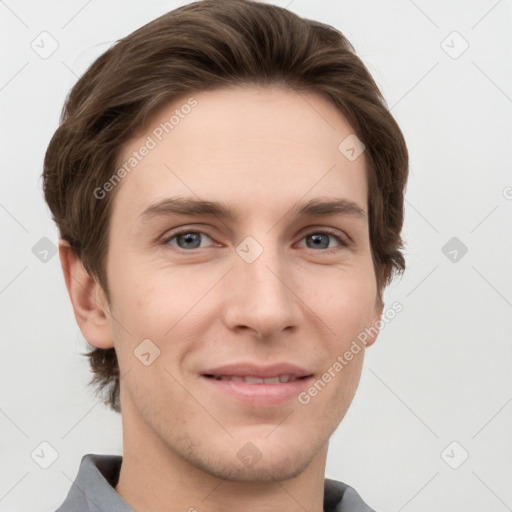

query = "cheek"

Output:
[[313, 265, 378, 337], [108, 253, 172, 331], [108, 263, 212, 375]]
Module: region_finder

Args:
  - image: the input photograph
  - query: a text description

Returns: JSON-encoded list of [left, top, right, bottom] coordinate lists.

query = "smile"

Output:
[[203, 374, 309, 384]]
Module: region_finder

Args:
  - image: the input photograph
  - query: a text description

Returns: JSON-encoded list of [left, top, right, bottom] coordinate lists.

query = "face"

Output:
[[99, 85, 383, 482]]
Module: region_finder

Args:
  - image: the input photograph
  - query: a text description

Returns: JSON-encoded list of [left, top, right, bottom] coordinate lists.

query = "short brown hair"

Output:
[[43, 0, 408, 413]]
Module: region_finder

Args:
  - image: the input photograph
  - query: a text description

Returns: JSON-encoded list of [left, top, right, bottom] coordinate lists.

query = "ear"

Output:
[[59, 239, 114, 349], [364, 297, 384, 349], [364, 264, 390, 349]]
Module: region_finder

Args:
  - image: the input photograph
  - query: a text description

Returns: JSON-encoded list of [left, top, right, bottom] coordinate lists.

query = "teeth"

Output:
[[245, 376, 264, 384], [212, 374, 300, 383]]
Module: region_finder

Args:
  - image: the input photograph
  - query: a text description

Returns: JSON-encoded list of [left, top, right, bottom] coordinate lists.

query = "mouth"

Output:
[[199, 364, 314, 405], [202, 374, 311, 384]]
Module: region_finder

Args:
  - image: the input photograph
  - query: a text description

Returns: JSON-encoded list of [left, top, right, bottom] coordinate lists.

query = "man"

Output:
[[43, 0, 408, 510]]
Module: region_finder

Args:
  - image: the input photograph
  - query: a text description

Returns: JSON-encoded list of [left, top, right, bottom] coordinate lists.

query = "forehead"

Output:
[[111, 85, 368, 221]]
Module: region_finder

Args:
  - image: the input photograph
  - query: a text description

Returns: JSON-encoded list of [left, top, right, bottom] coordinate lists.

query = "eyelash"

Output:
[[161, 228, 350, 252]]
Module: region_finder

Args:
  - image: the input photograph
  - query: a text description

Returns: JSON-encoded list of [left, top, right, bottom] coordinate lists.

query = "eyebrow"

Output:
[[139, 196, 366, 222]]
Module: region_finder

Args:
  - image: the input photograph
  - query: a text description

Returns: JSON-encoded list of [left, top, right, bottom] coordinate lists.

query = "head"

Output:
[[43, 0, 407, 481]]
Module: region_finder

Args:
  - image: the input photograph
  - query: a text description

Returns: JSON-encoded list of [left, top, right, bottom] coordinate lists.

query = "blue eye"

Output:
[[296, 230, 349, 252], [165, 231, 214, 250], [300, 232, 346, 250], [163, 229, 347, 251]]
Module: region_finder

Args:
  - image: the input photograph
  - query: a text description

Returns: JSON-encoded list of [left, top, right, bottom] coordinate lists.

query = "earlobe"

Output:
[[364, 294, 385, 349], [59, 239, 115, 349], [364, 265, 391, 348]]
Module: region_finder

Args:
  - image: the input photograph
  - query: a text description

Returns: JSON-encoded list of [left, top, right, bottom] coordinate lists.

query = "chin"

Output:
[[174, 428, 324, 483], [190, 447, 316, 483]]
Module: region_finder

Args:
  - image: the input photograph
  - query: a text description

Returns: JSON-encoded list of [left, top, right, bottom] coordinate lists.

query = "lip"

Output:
[[200, 362, 314, 406], [202, 362, 312, 379]]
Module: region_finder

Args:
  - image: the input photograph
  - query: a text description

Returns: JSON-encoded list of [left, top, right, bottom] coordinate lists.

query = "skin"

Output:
[[60, 85, 384, 512]]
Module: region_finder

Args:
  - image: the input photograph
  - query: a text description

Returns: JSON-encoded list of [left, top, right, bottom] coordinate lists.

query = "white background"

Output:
[[1, 1, 511, 511]]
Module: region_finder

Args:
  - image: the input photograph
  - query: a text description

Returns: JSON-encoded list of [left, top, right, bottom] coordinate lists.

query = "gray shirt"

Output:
[[55, 454, 377, 512]]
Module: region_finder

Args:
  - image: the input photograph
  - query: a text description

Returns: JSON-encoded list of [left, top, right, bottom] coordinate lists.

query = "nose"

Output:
[[222, 241, 302, 340]]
